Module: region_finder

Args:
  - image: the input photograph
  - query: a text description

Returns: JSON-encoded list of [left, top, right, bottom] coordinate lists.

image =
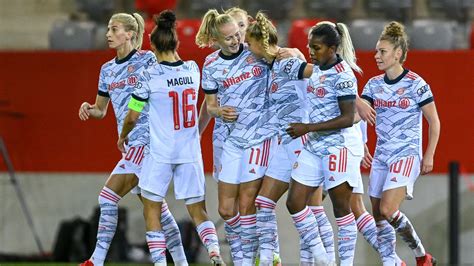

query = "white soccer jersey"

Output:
[[304, 56, 363, 157], [361, 69, 434, 165], [257, 57, 309, 144], [132, 60, 202, 164], [202, 44, 272, 149], [98, 49, 156, 147]]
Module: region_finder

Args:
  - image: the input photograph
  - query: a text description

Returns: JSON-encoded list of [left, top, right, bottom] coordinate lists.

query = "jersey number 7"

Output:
[[169, 88, 196, 130]]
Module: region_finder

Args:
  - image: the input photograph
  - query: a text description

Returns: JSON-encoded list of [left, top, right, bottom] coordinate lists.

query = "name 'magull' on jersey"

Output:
[[202, 44, 272, 149], [305, 56, 363, 157], [361, 69, 434, 165], [98, 49, 155, 147], [132, 60, 201, 164], [258, 57, 309, 144]]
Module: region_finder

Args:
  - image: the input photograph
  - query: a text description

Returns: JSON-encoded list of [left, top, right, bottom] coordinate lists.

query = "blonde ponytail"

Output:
[[196, 9, 235, 48]]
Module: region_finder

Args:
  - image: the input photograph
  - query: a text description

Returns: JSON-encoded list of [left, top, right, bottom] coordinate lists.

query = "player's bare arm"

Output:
[[356, 96, 376, 126], [78, 95, 109, 121], [198, 99, 213, 135], [117, 109, 141, 153], [420, 102, 440, 175], [204, 94, 238, 122], [286, 98, 355, 138]]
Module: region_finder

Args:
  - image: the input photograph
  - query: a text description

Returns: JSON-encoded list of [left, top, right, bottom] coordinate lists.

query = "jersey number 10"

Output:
[[168, 88, 196, 130]]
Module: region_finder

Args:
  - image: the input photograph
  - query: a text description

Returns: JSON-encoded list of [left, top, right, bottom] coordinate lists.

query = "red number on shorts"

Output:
[[294, 150, 301, 157], [249, 148, 261, 165], [329, 154, 337, 171], [389, 157, 414, 177], [168, 88, 196, 130], [328, 148, 348, 172]]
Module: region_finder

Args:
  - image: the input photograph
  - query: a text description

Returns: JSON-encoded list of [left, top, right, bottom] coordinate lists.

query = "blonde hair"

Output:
[[246, 12, 278, 57], [379, 21, 409, 63], [195, 9, 235, 48], [311, 21, 362, 74], [110, 13, 145, 50], [225, 7, 248, 17]]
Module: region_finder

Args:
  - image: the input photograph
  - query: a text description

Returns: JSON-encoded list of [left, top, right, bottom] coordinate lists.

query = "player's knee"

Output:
[[379, 204, 397, 221], [218, 205, 236, 220]]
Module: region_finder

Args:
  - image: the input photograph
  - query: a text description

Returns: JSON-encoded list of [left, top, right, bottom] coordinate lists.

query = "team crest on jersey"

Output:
[[127, 65, 135, 73], [252, 66, 263, 77], [396, 87, 406, 95], [127, 75, 138, 86], [316, 87, 327, 98], [246, 56, 255, 64], [271, 82, 278, 93], [399, 98, 410, 109]]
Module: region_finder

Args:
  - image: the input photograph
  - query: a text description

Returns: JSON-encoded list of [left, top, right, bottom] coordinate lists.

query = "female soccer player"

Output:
[[77, 12, 184, 266], [284, 21, 364, 265], [117, 10, 225, 266], [196, 9, 279, 265], [361, 21, 440, 266]]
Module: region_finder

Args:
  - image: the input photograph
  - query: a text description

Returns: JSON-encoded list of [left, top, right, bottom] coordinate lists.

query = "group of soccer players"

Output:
[[78, 5, 440, 266]]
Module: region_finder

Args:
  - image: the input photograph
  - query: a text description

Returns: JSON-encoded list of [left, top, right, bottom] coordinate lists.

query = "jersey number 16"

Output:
[[168, 88, 196, 130]]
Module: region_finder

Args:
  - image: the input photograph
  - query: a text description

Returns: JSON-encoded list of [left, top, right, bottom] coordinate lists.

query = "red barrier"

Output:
[[0, 50, 473, 173]]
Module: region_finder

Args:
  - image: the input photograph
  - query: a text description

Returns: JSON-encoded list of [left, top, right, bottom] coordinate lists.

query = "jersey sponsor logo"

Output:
[[417, 85, 429, 96], [167, 76, 194, 87], [108, 80, 126, 91], [271, 82, 278, 93], [396, 87, 406, 95], [335, 81, 354, 90], [223, 72, 252, 88], [399, 98, 410, 109], [283, 59, 296, 74], [374, 99, 397, 108]]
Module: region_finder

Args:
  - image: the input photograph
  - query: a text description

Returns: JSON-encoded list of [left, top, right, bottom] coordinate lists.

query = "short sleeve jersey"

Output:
[[202, 44, 271, 149], [98, 49, 156, 147], [361, 69, 434, 164], [132, 60, 202, 164], [259, 57, 309, 144], [304, 56, 363, 157]]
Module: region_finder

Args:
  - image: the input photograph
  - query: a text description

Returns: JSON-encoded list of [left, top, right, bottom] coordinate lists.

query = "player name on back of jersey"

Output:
[[167, 76, 195, 87]]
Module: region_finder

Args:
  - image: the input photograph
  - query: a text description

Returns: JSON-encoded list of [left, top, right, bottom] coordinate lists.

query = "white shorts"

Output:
[[292, 147, 362, 190], [368, 156, 420, 200], [138, 155, 206, 201], [111, 145, 146, 194], [212, 143, 224, 182], [219, 136, 278, 184], [266, 137, 305, 183]]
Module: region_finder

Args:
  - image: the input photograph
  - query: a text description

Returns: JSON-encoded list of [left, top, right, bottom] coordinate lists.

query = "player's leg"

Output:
[[307, 187, 335, 264], [288, 149, 329, 265]]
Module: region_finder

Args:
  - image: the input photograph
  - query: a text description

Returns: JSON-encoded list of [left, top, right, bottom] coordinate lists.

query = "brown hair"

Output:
[[379, 21, 409, 63], [150, 10, 178, 52]]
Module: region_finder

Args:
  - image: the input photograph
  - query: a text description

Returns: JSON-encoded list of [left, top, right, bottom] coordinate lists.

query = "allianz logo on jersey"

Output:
[[108, 75, 138, 91], [374, 98, 411, 109], [223, 66, 264, 88]]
